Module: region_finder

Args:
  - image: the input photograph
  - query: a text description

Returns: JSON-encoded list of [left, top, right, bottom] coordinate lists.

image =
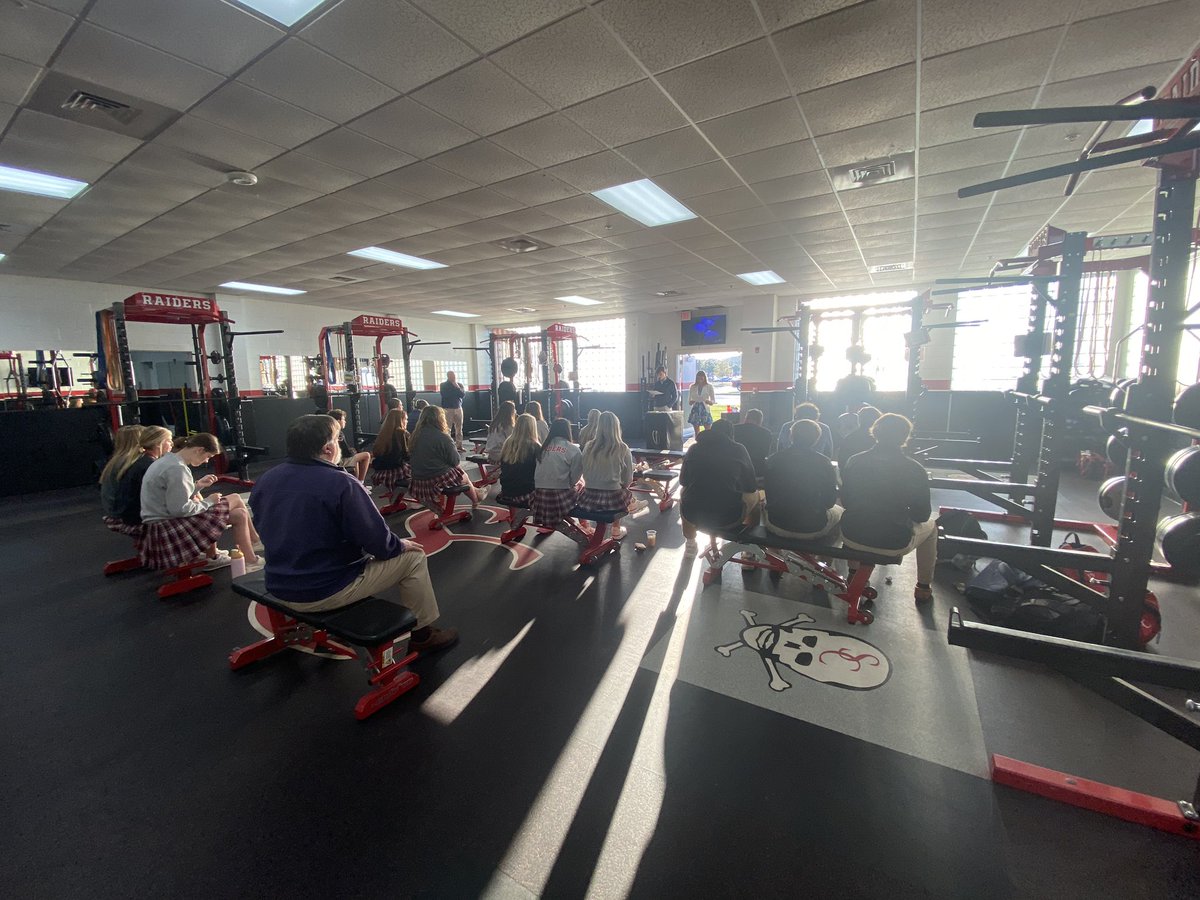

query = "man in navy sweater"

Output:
[[440, 370, 467, 450], [249, 415, 457, 653]]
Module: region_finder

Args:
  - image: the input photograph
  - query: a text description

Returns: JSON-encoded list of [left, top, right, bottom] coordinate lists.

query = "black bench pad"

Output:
[[232, 570, 417, 644], [716, 525, 902, 566], [496, 496, 531, 508], [571, 506, 621, 523], [466, 454, 490, 465], [443, 483, 472, 495], [630, 448, 685, 460], [636, 469, 677, 482]]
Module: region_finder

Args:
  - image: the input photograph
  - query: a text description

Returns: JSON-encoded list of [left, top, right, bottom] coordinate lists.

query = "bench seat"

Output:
[[716, 525, 901, 566]]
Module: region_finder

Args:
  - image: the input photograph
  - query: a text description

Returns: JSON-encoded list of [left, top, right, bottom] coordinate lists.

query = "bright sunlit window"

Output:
[[951, 285, 1035, 390], [861, 308, 911, 391], [812, 313, 854, 392], [574, 317, 626, 393]]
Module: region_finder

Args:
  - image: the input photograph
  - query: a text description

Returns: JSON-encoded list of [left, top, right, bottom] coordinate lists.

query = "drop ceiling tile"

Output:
[[1038, 62, 1176, 110], [687, 187, 763, 217], [88, 0, 284, 75], [296, 128, 415, 177], [597, 0, 760, 73], [490, 171, 579, 205], [563, 79, 688, 146], [0, 135, 115, 182], [193, 81, 336, 148], [802, 65, 917, 138], [490, 114, 605, 169], [427, 140, 535, 184], [654, 160, 743, 199], [919, 89, 1037, 147], [0, 53, 45, 106], [656, 40, 790, 122], [348, 97, 477, 158], [1053, 2, 1200, 82], [54, 23, 224, 111], [257, 151, 365, 193], [548, 150, 642, 192], [0, 101, 14, 132], [536, 194, 613, 223], [921, 28, 1062, 110], [750, 170, 832, 205], [241, 39, 397, 123], [7, 109, 141, 162], [0, 1, 74, 67], [617, 127, 718, 177], [156, 114, 289, 170], [441, 187, 523, 219], [731, 141, 823, 184], [411, 59, 552, 136], [302, 0, 476, 92], [819, 115, 915, 168], [326, 179, 425, 213], [373, 161, 477, 200], [410, 0, 580, 54]]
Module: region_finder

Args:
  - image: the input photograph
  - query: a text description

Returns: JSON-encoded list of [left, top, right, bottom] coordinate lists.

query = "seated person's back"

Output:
[[680, 419, 758, 529], [840, 423, 931, 551], [499, 414, 540, 500], [837, 406, 881, 469], [732, 409, 772, 477], [764, 420, 838, 536]]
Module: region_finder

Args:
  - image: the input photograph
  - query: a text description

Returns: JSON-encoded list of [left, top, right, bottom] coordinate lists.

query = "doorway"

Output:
[[678, 351, 743, 423]]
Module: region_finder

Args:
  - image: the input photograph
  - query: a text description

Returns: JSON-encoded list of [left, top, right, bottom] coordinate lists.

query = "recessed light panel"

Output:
[[0, 164, 88, 200], [348, 246, 447, 270], [432, 310, 478, 318], [220, 281, 306, 295], [232, 0, 332, 27], [591, 179, 697, 227], [736, 270, 785, 285], [555, 295, 603, 306]]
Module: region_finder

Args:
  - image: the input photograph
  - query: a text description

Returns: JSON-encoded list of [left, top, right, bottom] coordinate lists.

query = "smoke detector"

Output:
[[225, 170, 259, 186]]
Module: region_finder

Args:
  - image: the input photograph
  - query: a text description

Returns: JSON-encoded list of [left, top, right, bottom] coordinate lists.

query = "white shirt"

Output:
[[689, 383, 715, 405]]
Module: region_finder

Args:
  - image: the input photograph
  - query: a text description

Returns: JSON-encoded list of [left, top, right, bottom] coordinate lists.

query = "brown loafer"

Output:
[[411, 627, 459, 654]]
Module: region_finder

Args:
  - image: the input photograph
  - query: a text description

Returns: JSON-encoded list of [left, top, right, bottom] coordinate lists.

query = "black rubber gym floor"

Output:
[[2, 466, 1198, 899]]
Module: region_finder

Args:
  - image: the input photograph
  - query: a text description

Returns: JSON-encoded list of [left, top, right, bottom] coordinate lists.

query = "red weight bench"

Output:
[[230, 569, 419, 720], [631, 468, 679, 512], [467, 453, 500, 489], [565, 506, 623, 565], [378, 481, 413, 516], [420, 482, 473, 530], [496, 495, 532, 544], [702, 525, 901, 626], [103, 537, 214, 599]]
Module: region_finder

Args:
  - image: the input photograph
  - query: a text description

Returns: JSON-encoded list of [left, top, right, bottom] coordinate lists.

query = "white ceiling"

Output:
[[0, 0, 1195, 324]]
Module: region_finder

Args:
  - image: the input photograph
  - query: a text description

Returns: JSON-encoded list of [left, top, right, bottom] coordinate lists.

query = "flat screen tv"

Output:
[[681, 314, 727, 347]]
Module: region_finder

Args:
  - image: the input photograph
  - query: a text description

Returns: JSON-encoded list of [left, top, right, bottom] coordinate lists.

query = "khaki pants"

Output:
[[277, 550, 440, 627], [843, 518, 938, 583], [445, 407, 464, 444], [764, 504, 842, 542]]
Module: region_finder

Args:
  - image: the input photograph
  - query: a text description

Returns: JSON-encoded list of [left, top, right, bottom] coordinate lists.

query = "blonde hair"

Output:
[[99, 425, 145, 485], [501, 413, 541, 464], [582, 411, 627, 471], [578, 408, 601, 445], [412, 405, 448, 445]]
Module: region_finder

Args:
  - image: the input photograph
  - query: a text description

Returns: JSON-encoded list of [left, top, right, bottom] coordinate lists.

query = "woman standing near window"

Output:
[[688, 370, 715, 433]]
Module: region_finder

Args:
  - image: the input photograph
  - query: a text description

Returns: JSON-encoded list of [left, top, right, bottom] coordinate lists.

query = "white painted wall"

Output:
[[0, 274, 476, 391]]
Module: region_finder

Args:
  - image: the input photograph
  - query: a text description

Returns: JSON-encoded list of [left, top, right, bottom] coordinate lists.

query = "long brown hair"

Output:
[[99, 425, 145, 485], [490, 400, 517, 434], [373, 409, 409, 458], [524, 400, 544, 422], [411, 405, 448, 445]]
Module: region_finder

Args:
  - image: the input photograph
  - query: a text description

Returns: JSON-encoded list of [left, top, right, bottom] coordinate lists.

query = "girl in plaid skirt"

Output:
[[139, 433, 262, 572], [579, 411, 637, 538], [498, 413, 540, 508], [371, 408, 412, 500], [409, 406, 479, 511], [532, 417, 583, 525], [100, 424, 145, 534]]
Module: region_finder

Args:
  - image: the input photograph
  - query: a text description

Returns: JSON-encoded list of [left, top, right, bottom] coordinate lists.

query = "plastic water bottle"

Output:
[[229, 548, 246, 578]]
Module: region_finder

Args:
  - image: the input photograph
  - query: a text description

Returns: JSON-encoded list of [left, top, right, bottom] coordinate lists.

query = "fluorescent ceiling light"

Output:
[[736, 270, 785, 285], [555, 295, 603, 306], [591, 179, 697, 227], [232, 0, 332, 26], [220, 281, 305, 296], [432, 310, 478, 318], [0, 253, 5, 262], [348, 246, 447, 269], [0, 164, 88, 200]]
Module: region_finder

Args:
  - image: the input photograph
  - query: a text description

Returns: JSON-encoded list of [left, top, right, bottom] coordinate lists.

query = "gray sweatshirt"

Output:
[[582, 446, 634, 491], [140, 453, 210, 522], [534, 438, 583, 489], [410, 429, 460, 478]]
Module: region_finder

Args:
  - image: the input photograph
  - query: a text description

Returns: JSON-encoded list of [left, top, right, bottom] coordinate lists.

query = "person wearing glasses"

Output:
[[139, 432, 262, 573]]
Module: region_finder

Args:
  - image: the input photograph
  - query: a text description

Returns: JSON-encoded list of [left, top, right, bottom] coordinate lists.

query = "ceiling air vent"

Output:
[[506, 306, 538, 314], [493, 235, 550, 253], [655, 289, 682, 297], [28, 73, 178, 139], [61, 90, 139, 124], [831, 152, 914, 192], [868, 261, 914, 274], [329, 275, 365, 284]]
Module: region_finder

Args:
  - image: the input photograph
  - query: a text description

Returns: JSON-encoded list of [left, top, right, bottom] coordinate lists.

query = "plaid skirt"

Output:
[[531, 487, 579, 524], [371, 463, 411, 493], [577, 485, 637, 515], [139, 498, 231, 571], [410, 466, 471, 507], [496, 490, 534, 509], [103, 515, 144, 539]]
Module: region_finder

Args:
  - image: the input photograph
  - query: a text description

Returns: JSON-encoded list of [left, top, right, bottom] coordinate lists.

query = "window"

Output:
[[1123, 270, 1151, 381], [1074, 271, 1118, 378], [860, 307, 911, 391], [1177, 261, 1200, 388], [812, 313, 853, 392], [573, 317, 626, 392], [951, 285, 1035, 390]]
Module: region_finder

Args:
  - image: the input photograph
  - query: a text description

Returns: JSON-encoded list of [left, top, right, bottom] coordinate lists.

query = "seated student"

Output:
[[777, 402, 833, 457], [386, 396, 401, 412], [840, 413, 936, 603], [484, 401, 518, 462], [371, 408, 411, 495], [249, 415, 456, 653], [578, 408, 601, 447], [326, 409, 372, 486], [99, 424, 145, 535], [578, 411, 637, 538], [532, 417, 583, 524], [113, 425, 173, 531], [679, 418, 759, 556], [409, 405, 480, 511], [837, 405, 881, 469], [733, 408, 773, 478], [525, 400, 549, 442], [498, 413, 540, 506], [139, 432, 262, 572], [409, 398, 428, 433], [764, 419, 841, 541]]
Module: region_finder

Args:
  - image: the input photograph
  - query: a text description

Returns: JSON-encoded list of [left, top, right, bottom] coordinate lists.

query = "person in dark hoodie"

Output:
[[837, 405, 881, 469], [678, 418, 759, 557], [249, 414, 458, 653], [763, 419, 840, 542]]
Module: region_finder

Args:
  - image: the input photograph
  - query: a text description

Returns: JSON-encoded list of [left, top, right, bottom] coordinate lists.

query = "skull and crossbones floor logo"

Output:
[[715, 610, 891, 691]]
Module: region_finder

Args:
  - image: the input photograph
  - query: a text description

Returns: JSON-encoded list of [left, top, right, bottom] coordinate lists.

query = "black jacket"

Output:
[[840, 445, 932, 549], [764, 446, 837, 534], [497, 381, 519, 409], [679, 430, 757, 528], [733, 422, 773, 477], [115, 455, 154, 525], [837, 427, 875, 469], [500, 450, 537, 498]]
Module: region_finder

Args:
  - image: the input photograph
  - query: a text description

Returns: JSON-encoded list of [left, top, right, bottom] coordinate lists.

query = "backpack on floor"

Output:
[[936, 509, 988, 572], [965, 559, 1105, 643], [1056, 533, 1162, 646]]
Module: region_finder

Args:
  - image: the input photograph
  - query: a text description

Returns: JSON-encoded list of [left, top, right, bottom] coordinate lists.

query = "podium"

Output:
[[644, 411, 684, 450]]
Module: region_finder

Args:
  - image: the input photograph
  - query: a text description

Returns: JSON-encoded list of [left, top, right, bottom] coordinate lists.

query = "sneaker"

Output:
[[203, 550, 232, 571], [243, 557, 266, 575], [684, 539, 699, 557], [411, 627, 459, 654], [364, 485, 374, 495], [611, 525, 625, 539], [914, 584, 934, 604]]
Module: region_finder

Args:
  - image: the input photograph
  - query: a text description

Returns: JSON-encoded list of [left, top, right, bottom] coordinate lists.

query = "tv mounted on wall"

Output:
[[681, 314, 727, 347]]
